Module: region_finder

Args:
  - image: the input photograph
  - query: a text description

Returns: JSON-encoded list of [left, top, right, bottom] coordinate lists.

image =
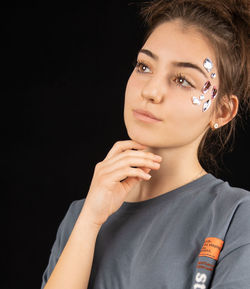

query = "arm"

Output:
[[41, 140, 160, 288], [44, 205, 102, 289], [210, 243, 250, 288], [210, 199, 250, 288]]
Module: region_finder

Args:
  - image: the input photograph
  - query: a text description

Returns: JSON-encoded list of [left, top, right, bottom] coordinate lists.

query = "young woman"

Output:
[[41, 0, 250, 288]]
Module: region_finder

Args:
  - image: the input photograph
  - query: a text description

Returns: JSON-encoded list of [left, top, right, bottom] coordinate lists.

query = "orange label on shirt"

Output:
[[199, 237, 224, 261]]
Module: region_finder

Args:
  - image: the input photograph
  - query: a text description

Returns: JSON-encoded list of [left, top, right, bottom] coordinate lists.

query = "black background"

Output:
[[4, 1, 250, 288]]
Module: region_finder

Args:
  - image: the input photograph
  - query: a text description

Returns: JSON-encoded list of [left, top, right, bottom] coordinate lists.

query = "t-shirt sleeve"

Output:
[[40, 199, 85, 289], [210, 200, 250, 289], [210, 243, 250, 288]]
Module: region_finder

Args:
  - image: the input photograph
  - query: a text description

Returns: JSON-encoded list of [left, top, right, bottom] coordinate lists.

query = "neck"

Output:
[[125, 143, 207, 203]]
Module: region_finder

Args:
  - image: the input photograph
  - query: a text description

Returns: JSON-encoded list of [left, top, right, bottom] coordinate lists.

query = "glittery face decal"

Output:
[[191, 57, 217, 112], [202, 81, 211, 94], [202, 99, 211, 112], [203, 58, 213, 72], [211, 87, 218, 99], [192, 96, 201, 105]]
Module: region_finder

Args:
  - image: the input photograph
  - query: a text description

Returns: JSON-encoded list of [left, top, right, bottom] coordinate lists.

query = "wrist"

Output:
[[78, 206, 103, 230]]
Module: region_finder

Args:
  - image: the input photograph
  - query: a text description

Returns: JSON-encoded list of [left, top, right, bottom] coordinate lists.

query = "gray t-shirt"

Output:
[[41, 173, 250, 289]]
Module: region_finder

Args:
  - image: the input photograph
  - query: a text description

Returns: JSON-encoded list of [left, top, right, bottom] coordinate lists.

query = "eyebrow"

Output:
[[138, 48, 208, 78], [139, 48, 159, 61], [172, 62, 207, 78]]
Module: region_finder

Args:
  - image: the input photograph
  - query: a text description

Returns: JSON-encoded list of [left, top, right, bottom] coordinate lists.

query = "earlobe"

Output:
[[210, 122, 219, 130]]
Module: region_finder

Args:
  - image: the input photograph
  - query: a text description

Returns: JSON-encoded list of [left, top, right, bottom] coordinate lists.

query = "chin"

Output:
[[125, 126, 157, 148]]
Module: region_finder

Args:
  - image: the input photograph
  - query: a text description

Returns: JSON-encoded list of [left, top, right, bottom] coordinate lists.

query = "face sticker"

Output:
[[192, 96, 201, 105], [203, 58, 213, 72], [211, 87, 217, 99], [202, 81, 211, 94], [191, 57, 217, 112], [202, 99, 211, 112]]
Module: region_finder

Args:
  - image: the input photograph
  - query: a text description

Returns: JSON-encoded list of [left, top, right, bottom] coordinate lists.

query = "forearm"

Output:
[[44, 207, 102, 289]]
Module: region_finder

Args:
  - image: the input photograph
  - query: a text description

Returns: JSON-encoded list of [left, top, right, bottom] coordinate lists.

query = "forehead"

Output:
[[143, 20, 216, 66]]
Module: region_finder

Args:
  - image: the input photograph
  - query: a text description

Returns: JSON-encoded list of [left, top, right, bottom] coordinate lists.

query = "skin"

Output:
[[123, 19, 238, 202]]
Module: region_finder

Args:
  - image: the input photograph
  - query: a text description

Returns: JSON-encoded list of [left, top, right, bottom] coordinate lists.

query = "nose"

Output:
[[141, 75, 166, 103]]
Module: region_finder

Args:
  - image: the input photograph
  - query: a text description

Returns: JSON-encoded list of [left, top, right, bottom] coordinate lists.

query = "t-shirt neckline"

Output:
[[121, 173, 218, 209]]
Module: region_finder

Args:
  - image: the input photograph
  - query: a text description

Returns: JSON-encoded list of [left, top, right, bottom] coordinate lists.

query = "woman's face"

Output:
[[124, 20, 219, 149]]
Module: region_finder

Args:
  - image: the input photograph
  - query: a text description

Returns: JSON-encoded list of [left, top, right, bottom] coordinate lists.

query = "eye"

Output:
[[174, 74, 194, 88], [134, 61, 151, 73]]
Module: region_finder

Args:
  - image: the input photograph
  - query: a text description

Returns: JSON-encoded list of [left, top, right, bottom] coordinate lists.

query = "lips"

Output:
[[133, 109, 162, 121]]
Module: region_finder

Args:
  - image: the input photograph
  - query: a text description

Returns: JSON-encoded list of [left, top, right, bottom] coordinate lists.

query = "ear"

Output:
[[213, 95, 239, 127]]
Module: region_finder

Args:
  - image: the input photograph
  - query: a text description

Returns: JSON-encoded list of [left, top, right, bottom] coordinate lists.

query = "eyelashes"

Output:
[[133, 60, 195, 89], [134, 60, 151, 73], [173, 73, 195, 89]]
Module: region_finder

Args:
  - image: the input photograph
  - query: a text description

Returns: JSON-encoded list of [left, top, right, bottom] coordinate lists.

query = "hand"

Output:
[[81, 140, 162, 227]]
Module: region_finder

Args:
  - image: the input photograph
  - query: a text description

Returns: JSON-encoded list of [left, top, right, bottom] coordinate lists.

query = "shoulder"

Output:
[[40, 198, 86, 287], [220, 181, 250, 234], [207, 175, 250, 209], [210, 178, 250, 255], [203, 175, 250, 243], [67, 198, 86, 220], [212, 176, 250, 227], [53, 198, 86, 251]]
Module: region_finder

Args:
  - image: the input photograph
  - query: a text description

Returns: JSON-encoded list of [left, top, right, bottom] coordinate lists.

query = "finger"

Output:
[[104, 140, 148, 161], [120, 167, 151, 182], [104, 156, 160, 176], [136, 167, 152, 181], [105, 149, 162, 167], [112, 166, 152, 183], [141, 167, 152, 174], [121, 175, 141, 192], [120, 167, 152, 191]]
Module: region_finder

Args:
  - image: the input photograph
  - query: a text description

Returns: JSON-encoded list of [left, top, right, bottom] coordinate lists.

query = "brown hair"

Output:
[[135, 0, 250, 177]]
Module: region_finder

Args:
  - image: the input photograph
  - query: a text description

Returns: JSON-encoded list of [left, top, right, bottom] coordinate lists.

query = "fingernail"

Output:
[[154, 155, 162, 161]]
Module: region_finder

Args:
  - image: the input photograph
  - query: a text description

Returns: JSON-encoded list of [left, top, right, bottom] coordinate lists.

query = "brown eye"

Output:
[[180, 77, 190, 87], [135, 61, 151, 73], [174, 74, 194, 88]]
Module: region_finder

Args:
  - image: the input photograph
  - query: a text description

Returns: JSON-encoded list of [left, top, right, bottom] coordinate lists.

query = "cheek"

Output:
[[124, 75, 136, 118], [124, 73, 142, 105], [167, 88, 196, 115], [165, 90, 211, 132], [126, 73, 141, 93], [124, 73, 212, 130]]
